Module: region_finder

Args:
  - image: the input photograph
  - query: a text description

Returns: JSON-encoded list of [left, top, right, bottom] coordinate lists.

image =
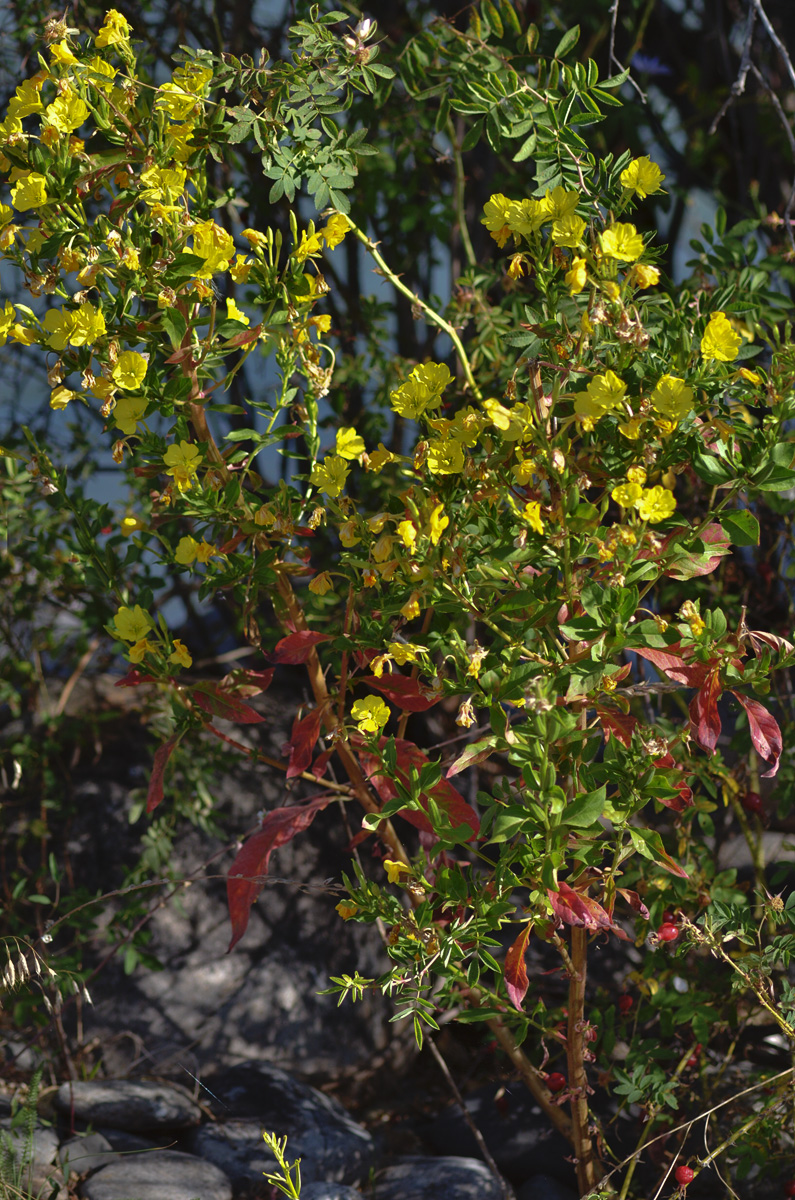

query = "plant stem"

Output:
[[567, 926, 601, 1194]]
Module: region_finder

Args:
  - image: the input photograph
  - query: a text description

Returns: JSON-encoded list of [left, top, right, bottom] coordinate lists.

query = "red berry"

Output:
[[618, 994, 633, 1014], [546, 1072, 566, 1093], [662, 909, 678, 925], [784, 1182, 795, 1197], [658, 922, 679, 942], [675, 1165, 695, 1186], [742, 791, 763, 815]]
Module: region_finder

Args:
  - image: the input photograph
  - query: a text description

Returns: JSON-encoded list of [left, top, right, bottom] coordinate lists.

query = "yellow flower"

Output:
[[390, 375, 433, 420], [339, 520, 361, 547], [412, 361, 453, 397], [293, 228, 324, 262], [309, 571, 334, 595], [310, 454, 350, 498], [95, 9, 133, 48], [397, 519, 417, 551], [140, 165, 186, 206], [44, 89, 89, 134], [372, 533, 395, 562], [507, 254, 525, 279], [481, 193, 514, 245], [7, 79, 44, 120], [155, 82, 198, 121], [112, 351, 147, 390], [50, 385, 76, 410], [652, 374, 693, 421], [168, 639, 192, 669], [336, 901, 359, 919], [351, 695, 391, 734], [618, 417, 643, 439], [129, 638, 154, 663], [50, 40, 79, 66], [164, 441, 202, 492], [321, 212, 350, 249], [482, 397, 528, 440], [506, 197, 547, 238], [114, 395, 148, 436], [544, 185, 580, 221], [566, 256, 588, 294], [700, 311, 742, 362], [401, 591, 422, 620], [366, 443, 397, 473], [523, 500, 544, 534], [242, 227, 268, 249], [602, 280, 620, 302], [636, 486, 676, 524], [114, 604, 152, 643], [737, 367, 761, 384], [43, 309, 76, 351], [191, 219, 234, 278], [600, 223, 645, 262], [426, 439, 464, 475], [229, 255, 251, 283], [175, 535, 200, 564], [335, 426, 365, 460], [226, 297, 249, 325], [428, 503, 449, 545], [120, 515, 144, 536], [551, 214, 586, 248], [628, 263, 660, 288], [611, 481, 642, 508], [70, 302, 106, 346], [574, 370, 627, 420], [383, 859, 411, 883], [455, 698, 476, 728], [10, 173, 49, 212], [620, 156, 665, 198], [388, 642, 423, 665], [626, 466, 646, 485], [0, 302, 15, 345]]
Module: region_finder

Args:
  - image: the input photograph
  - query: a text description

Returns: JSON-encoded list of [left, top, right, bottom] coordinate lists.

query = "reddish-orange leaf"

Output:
[[689, 668, 723, 753], [596, 707, 638, 748], [632, 645, 712, 688], [227, 795, 334, 950], [548, 881, 630, 940], [115, 669, 157, 687], [285, 708, 324, 779], [357, 737, 480, 841], [446, 738, 496, 778], [146, 733, 182, 812], [191, 682, 265, 724], [226, 323, 262, 348], [361, 675, 441, 712], [731, 691, 782, 778], [268, 631, 330, 664], [221, 668, 275, 698], [504, 921, 533, 1010]]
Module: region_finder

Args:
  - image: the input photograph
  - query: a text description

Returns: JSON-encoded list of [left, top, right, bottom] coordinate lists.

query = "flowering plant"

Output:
[[3, 7, 795, 1196]]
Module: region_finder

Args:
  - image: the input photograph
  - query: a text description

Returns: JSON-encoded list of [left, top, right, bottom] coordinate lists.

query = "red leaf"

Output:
[[617, 888, 650, 921], [504, 921, 533, 1011], [689, 669, 723, 753], [748, 630, 795, 658], [218, 533, 246, 555], [163, 346, 195, 365], [548, 881, 611, 931], [221, 668, 275, 698], [596, 707, 638, 748], [285, 708, 324, 778], [357, 738, 480, 840], [632, 646, 711, 688], [147, 733, 182, 812], [115, 669, 157, 687], [664, 524, 731, 580], [361, 675, 441, 712], [227, 796, 334, 950], [191, 682, 265, 724], [268, 631, 330, 664], [731, 692, 783, 778], [446, 738, 495, 778], [225, 323, 262, 348]]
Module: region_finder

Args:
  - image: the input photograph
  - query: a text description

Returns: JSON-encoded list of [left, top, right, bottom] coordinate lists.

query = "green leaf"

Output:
[[160, 308, 187, 351], [563, 785, 607, 828], [554, 25, 580, 59], [512, 132, 537, 162], [720, 509, 760, 547]]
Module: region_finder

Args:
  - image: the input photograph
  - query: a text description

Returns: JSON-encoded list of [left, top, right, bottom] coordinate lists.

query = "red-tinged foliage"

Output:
[[504, 920, 533, 1010], [651, 751, 694, 810], [227, 795, 335, 950], [357, 737, 480, 840], [218, 533, 246, 555], [731, 691, 783, 777], [146, 733, 182, 812], [226, 323, 262, 347], [748, 629, 795, 658], [285, 707, 324, 778], [631, 644, 712, 688], [114, 669, 157, 687], [548, 881, 630, 939], [665, 524, 731, 579], [268, 630, 331, 664], [689, 668, 723, 753], [360, 674, 441, 712], [596, 706, 638, 748], [445, 738, 496, 778], [221, 668, 275, 697], [163, 346, 195, 365], [191, 682, 266, 724], [617, 888, 650, 921]]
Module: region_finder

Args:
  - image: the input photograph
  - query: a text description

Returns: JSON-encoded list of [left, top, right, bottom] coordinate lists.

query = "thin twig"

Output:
[[607, 0, 646, 103], [709, 1, 757, 135]]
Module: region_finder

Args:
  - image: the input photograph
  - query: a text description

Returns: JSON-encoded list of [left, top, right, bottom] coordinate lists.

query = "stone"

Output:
[[517, 1174, 579, 1200], [55, 1080, 201, 1131], [59, 1132, 116, 1176], [0, 1120, 63, 1197], [301, 1186, 364, 1199], [425, 1082, 575, 1186], [185, 1062, 373, 1185], [79, 1149, 232, 1200], [372, 1155, 507, 1200]]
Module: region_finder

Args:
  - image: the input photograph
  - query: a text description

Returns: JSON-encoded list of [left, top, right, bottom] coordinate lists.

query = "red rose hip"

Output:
[[618, 994, 633, 1013], [546, 1072, 566, 1093], [742, 791, 763, 815], [675, 1165, 695, 1186], [658, 922, 679, 942]]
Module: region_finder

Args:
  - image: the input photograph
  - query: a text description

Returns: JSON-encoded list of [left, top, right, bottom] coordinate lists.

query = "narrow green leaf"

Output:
[[554, 25, 580, 59]]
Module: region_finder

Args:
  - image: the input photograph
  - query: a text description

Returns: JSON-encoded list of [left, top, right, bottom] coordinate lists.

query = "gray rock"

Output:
[[0, 1120, 63, 1197], [79, 1149, 231, 1200], [58, 1133, 116, 1177], [185, 1062, 373, 1185], [373, 1155, 507, 1200], [301, 1186, 364, 1200], [426, 1082, 575, 1186], [93, 1128, 161, 1153], [55, 1080, 201, 1131], [517, 1174, 579, 1200]]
